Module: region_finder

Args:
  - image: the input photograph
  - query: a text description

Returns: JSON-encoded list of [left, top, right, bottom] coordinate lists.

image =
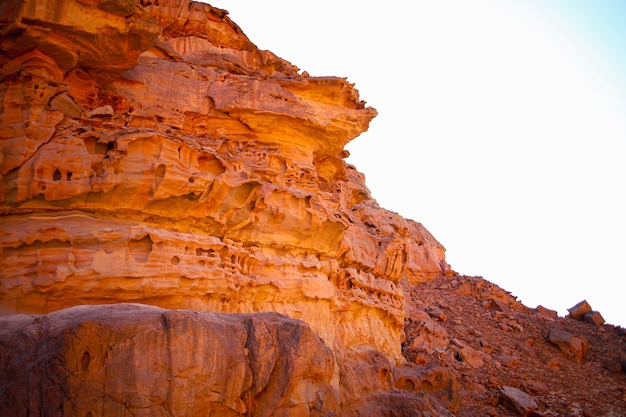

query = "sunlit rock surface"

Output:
[[0, 0, 453, 414], [0, 304, 340, 417]]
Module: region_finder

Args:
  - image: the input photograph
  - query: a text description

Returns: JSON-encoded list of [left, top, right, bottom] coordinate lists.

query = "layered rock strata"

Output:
[[0, 0, 453, 414], [0, 0, 449, 357]]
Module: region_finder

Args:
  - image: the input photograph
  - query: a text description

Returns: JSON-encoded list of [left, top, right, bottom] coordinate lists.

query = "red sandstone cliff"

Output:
[[1, 1, 624, 416], [0, 0, 451, 414]]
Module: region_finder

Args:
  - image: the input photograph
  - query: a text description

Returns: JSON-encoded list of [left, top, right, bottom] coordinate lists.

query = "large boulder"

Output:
[[0, 304, 339, 417]]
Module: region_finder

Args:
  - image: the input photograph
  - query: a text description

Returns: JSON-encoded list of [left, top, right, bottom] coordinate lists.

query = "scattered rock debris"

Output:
[[402, 275, 626, 416]]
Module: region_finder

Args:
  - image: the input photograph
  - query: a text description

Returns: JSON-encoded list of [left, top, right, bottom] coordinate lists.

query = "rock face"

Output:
[[0, 304, 340, 417], [0, 0, 451, 415], [0, 0, 448, 359], [2, 1, 625, 416]]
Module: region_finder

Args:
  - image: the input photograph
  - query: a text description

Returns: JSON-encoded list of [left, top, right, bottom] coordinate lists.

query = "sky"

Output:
[[204, 1, 626, 326]]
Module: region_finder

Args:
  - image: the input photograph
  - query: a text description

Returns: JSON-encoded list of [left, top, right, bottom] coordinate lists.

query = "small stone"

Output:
[[486, 376, 501, 389], [409, 317, 450, 354], [411, 311, 431, 323], [582, 310, 605, 326], [457, 345, 484, 367], [501, 386, 543, 416], [495, 354, 520, 368], [473, 383, 487, 394], [450, 338, 465, 348], [49, 92, 83, 117], [498, 322, 511, 331], [427, 306, 447, 321], [536, 305, 558, 318], [86, 105, 115, 118], [483, 298, 508, 312], [567, 300, 592, 320], [526, 380, 548, 394], [548, 327, 588, 363], [545, 356, 562, 369]]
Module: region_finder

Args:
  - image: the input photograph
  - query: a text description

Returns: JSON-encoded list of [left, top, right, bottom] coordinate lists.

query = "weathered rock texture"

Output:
[[0, 0, 452, 415], [0, 304, 340, 417], [0, 0, 449, 357], [2, 1, 625, 416]]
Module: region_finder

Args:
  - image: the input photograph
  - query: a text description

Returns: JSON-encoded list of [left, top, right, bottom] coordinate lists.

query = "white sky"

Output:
[[204, 1, 626, 326]]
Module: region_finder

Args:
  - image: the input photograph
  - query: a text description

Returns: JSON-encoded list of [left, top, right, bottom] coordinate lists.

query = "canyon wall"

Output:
[[0, 0, 454, 415]]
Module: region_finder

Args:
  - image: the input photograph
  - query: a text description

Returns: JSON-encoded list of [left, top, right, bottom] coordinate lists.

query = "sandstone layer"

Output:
[[0, 0, 449, 357], [1, 1, 625, 416], [0, 0, 453, 415]]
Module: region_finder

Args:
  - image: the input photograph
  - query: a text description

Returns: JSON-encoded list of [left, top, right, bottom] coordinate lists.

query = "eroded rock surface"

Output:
[[1, 0, 452, 414], [3, 1, 624, 416], [0, 0, 449, 364], [0, 304, 339, 417]]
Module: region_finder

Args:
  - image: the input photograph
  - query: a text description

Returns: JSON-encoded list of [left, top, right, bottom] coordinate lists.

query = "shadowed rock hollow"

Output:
[[1, 1, 624, 416]]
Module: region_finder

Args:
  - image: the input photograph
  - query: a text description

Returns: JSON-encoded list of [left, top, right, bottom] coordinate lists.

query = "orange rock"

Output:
[[548, 327, 588, 363], [406, 315, 450, 354], [0, 304, 340, 416], [0, 0, 450, 367], [501, 386, 544, 417], [456, 345, 485, 368], [393, 365, 460, 413], [2, 2, 626, 416], [0, 0, 454, 413], [567, 300, 593, 320], [582, 310, 605, 326], [536, 304, 558, 319]]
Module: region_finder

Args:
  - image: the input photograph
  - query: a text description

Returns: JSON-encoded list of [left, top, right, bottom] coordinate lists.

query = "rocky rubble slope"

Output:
[[403, 275, 626, 416], [1, 0, 624, 416]]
